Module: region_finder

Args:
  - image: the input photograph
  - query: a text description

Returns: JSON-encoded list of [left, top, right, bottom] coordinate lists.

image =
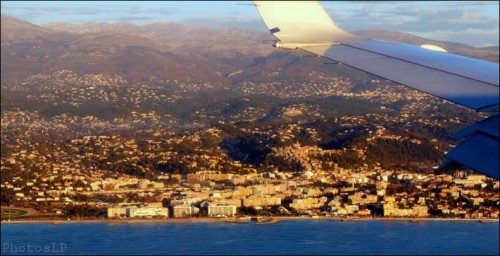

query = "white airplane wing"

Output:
[[254, 1, 499, 179]]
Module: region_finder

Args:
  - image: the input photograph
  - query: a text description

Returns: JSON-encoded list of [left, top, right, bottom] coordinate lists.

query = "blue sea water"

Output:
[[1, 220, 498, 255]]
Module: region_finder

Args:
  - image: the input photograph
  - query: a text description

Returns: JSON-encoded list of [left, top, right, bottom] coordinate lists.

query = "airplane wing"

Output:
[[254, 1, 499, 179]]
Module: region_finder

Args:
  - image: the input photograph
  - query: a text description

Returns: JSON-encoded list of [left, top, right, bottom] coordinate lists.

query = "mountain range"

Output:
[[1, 15, 499, 87]]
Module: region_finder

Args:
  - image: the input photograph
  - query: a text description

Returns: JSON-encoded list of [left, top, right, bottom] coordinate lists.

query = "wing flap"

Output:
[[450, 115, 499, 140], [439, 133, 499, 179], [438, 115, 499, 179]]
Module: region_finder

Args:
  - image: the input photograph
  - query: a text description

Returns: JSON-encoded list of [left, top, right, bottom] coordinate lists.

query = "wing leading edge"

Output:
[[254, 1, 499, 179]]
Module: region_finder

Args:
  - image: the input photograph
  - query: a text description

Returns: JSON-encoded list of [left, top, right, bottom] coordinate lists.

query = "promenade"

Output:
[[2, 216, 498, 225]]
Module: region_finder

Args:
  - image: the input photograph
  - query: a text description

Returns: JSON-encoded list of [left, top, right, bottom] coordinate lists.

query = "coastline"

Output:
[[2, 216, 498, 225]]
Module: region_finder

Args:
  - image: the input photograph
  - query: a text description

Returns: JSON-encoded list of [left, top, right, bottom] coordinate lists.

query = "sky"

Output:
[[1, 1, 499, 47]]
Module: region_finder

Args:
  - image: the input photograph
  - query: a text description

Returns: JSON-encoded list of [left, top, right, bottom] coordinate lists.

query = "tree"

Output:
[[1, 191, 12, 206]]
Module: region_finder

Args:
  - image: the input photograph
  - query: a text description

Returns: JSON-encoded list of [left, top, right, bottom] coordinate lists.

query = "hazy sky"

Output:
[[1, 1, 498, 47]]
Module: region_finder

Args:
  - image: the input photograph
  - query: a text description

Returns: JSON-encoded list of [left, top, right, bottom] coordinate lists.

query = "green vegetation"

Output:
[[363, 138, 443, 169], [1, 208, 28, 219]]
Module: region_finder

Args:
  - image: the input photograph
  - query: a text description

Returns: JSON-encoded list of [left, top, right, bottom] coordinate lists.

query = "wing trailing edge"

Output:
[[438, 115, 499, 180]]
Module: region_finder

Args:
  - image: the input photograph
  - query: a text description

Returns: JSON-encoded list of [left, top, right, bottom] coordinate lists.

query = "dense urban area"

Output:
[[2, 70, 498, 221]]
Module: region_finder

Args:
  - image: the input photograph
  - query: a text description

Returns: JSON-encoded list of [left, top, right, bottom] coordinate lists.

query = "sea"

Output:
[[1, 220, 498, 255]]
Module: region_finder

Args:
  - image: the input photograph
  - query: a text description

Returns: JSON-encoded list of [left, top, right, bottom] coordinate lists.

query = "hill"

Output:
[[1, 15, 498, 87]]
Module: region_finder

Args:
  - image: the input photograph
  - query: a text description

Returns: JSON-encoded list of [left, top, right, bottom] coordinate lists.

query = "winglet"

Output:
[[254, 1, 360, 49]]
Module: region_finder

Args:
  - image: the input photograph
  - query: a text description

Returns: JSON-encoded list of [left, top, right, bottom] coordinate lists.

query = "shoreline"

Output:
[[2, 216, 498, 225]]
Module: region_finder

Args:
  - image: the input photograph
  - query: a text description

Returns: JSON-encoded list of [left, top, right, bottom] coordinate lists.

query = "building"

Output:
[[207, 203, 236, 217], [137, 181, 164, 189], [127, 207, 169, 218], [383, 203, 413, 217], [243, 196, 281, 207], [289, 197, 327, 210], [356, 209, 371, 217], [107, 207, 127, 218], [172, 205, 194, 218], [412, 205, 429, 217]]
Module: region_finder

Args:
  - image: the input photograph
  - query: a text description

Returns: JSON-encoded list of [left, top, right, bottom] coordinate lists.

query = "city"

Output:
[[1, 71, 498, 221], [1, 3, 499, 254]]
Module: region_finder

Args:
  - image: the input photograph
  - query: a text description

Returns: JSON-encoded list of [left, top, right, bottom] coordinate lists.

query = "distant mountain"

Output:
[[1, 15, 498, 88], [45, 21, 499, 65], [481, 46, 499, 52], [43, 21, 273, 67], [1, 15, 51, 42], [43, 21, 140, 34], [1, 16, 238, 85], [40, 20, 377, 85]]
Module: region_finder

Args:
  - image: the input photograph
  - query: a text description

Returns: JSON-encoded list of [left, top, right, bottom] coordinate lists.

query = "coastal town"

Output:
[[1, 72, 499, 220], [2, 143, 499, 220], [1, 7, 499, 255]]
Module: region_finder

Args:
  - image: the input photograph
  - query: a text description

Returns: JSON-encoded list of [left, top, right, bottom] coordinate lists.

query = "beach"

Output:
[[2, 216, 498, 225]]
